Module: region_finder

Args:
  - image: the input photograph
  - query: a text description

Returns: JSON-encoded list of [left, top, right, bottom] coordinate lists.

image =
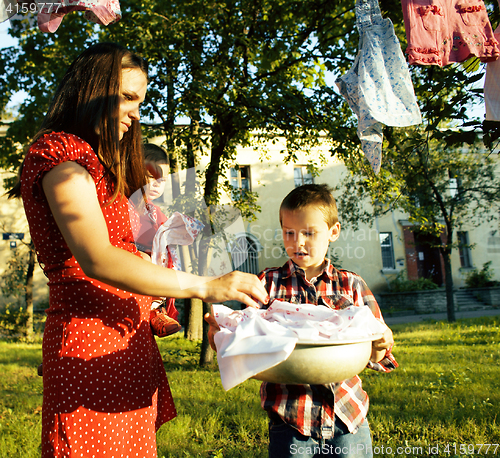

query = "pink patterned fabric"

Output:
[[25, 0, 121, 33], [401, 0, 499, 66], [484, 1, 500, 120]]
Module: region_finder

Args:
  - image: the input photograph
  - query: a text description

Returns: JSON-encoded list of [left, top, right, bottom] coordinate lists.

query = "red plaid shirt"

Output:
[[258, 259, 398, 439]]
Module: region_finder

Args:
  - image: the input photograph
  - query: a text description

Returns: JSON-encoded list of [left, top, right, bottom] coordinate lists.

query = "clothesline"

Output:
[[2, 0, 498, 165]]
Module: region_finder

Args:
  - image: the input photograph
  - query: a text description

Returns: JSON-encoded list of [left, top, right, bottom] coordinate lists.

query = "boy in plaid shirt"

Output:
[[258, 184, 397, 458]]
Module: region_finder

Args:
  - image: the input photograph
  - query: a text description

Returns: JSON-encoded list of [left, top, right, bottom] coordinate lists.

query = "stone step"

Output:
[[454, 289, 486, 310]]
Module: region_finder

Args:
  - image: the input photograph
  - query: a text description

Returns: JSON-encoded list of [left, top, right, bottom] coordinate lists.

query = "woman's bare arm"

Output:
[[42, 161, 268, 307]]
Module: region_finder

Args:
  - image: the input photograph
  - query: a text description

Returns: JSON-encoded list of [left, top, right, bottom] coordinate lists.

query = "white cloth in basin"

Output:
[[213, 301, 387, 390]]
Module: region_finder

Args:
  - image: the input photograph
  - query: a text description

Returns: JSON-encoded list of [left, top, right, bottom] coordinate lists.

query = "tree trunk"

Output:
[[198, 234, 215, 365], [183, 202, 204, 343], [442, 248, 456, 322], [181, 102, 203, 340], [199, 301, 214, 366], [184, 298, 203, 340], [198, 118, 231, 366], [24, 240, 35, 339]]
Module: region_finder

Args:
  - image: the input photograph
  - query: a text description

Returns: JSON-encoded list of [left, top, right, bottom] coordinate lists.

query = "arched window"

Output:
[[230, 233, 261, 275]]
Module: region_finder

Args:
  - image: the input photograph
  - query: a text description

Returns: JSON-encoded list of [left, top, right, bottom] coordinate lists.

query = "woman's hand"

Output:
[[370, 326, 394, 363], [200, 271, 270, 351], [196, 270, 269, 309]]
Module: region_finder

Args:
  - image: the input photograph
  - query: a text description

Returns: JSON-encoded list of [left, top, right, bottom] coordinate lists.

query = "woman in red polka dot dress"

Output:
[[8, 43, 268, 458]]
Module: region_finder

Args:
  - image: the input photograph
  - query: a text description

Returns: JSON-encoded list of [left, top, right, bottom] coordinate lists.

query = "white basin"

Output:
[[252, 336, 380, 385]]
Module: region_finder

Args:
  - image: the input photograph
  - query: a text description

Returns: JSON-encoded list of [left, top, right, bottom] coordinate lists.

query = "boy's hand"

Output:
[[204, 313, 221, 351], [370, 326, 394, 363]]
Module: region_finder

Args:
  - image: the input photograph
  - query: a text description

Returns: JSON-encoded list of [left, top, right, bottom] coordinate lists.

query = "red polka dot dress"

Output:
[[20, 132, 177, 458]]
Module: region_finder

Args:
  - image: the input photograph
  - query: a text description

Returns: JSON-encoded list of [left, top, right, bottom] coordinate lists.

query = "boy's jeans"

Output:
[[268, 415, 373, 458]]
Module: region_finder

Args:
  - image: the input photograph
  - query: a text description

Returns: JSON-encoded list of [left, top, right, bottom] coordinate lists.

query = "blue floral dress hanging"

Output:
[[336, 0, 422, 173]]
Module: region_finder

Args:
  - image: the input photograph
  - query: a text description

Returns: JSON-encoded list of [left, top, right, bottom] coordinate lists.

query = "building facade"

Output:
[[1, 134, 499, 308], [200, 134, 500, 294]]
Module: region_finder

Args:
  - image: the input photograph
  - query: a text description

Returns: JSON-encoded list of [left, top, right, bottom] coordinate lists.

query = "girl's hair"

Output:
[[143, 143, 169, 180], [8, 42, 149, 201], [280, 184, 339, 227]]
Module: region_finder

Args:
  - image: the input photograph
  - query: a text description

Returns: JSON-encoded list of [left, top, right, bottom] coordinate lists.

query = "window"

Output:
[[231, 235, 260, 275], [448, 171, 463, 200], [449, 178, 458, 198], [457, 231, 472, 268], [487, 230, 500, 254], [294, 166, 314, 187], [379, 232, 395, 269], [230, 166, 251, 198]]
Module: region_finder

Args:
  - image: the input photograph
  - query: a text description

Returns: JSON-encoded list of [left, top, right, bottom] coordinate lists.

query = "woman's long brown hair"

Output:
[[7, 42, 149, 201]]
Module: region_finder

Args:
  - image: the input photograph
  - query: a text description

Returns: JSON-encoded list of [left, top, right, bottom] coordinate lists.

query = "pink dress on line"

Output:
[[20, 131, 176, 458], [401, 0, 499, 66], [34, 0, 121, 33]]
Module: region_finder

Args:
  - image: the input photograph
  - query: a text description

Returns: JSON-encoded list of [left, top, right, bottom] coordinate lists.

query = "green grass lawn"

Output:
[[0, 316, 499, 457]]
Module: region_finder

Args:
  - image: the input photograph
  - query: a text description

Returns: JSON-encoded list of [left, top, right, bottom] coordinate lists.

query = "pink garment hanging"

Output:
[[401, 0, 499, 66], [16, 0, 121, 33], [484, 1, 500, 120]]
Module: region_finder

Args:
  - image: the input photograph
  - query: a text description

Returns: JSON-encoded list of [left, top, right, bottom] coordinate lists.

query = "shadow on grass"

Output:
[[156, 334, 221, 373]]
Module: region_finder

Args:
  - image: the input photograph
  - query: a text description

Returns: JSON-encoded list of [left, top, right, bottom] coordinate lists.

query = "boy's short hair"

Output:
[[143, 143, 169, 179], [280, 184, 338, 227]]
